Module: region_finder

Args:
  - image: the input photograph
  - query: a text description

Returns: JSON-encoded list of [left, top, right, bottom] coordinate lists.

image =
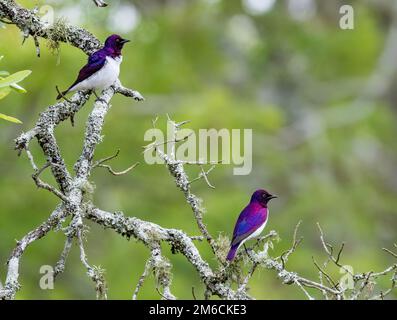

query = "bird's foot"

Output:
[[132, 90, 145, 101], [92, 90, 100, 100], [91, 90, 108, 105], [95, 97, 108, 104]]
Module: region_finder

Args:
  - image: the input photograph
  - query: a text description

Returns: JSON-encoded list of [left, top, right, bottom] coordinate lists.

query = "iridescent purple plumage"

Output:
[[227, 189, 277, 261], [56, 34, 130, 99]]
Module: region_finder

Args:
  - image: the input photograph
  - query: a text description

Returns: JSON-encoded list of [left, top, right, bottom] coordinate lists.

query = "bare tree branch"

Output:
[[0, 205, 67, 299], [32, 162, 69, 202], [280, 220, 303, 268], [151, 117, 218, 253], [132, 258, 152, 300], [54, 235, 73, 279], [0, 0, 396, 301]]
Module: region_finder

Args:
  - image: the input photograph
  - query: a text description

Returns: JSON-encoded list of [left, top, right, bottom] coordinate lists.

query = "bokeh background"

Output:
[[0, 0, 396, 299]]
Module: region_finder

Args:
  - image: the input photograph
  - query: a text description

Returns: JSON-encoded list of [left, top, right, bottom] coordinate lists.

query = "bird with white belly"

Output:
[[56, 34, 129, 100]]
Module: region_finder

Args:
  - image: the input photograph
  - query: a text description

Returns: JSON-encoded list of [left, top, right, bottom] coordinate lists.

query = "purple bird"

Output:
[[226, 189, 277, 261], [56, 34, 130, 100]]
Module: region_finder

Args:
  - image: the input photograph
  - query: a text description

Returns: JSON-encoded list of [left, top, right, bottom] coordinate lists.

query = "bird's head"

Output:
[[251, 189, 277, 207], [104, 34, 130, 52]]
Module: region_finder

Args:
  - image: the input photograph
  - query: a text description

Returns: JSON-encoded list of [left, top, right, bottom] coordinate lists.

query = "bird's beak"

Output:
[[268, 195, 277, 200], [120, 39, 130, 44]]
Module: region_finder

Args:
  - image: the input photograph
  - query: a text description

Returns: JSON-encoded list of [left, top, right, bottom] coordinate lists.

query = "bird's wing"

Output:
[[67, 50, 107, 90], [231, 204, 266, 247]]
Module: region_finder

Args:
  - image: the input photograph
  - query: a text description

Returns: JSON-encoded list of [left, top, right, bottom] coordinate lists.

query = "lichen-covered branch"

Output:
[[0, 0, 101, 55], [85, 206, 240, 299], [148, 116, 217, 253], [0, 0, 396, 301], [0, 0, 145, 300], [0, 205, 68, 299]]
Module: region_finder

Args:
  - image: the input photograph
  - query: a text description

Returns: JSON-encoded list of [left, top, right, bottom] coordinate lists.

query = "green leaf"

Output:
[[0, 56, 3, 62], [0, 87, 11, 99], [0, 112, 22, 124], [0, 71, 9, 77], [0, 70, 31, 88], [10, 83, 26, 93]]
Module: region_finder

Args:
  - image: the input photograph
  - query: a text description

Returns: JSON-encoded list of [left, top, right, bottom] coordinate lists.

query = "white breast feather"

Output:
[[238, 210, 269, 249], [70, 56, 122, 92]]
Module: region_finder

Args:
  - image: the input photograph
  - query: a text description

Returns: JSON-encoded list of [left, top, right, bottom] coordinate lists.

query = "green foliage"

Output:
[[0, 55, 31, 123], [0, 113, 22, 123], [0, 70, 32, 88]]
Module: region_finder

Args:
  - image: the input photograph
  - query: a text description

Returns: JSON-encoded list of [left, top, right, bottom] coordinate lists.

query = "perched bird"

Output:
[[56, 34, 130, 100], [226, 189, 277, 261]]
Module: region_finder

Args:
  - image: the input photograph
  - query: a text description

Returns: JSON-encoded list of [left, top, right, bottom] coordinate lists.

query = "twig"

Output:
[[93, 149, 139, 175], [370, 270, 397, 300], [93, 149, 121, 166], [312, 256, 338, 289], [77, 227, 108, 300], [152, 116, 217, 252], [144, 134, 193, 154], [54, 235, 74, 279], [0, 205, 68, 299], [33, 35, 40, 57], [237, 263, 258, 293], [317, 223, 352, 276], [25, 146, 38, 171], [95, 162, 139, 176], [280, 220, 303, 268], [189, 165, 216, 188], [295, 279, 315, 300], [183, 160, 223, 165], [383, 247, 397, 259], [155, 286, 170, 300], [115, 85, 145, 101], [251, 230, 278, 250], [32, 162, 69, 202], [132, 259, 152, 300], [335, 242, 346, 265], [190, 236, 204, 241], [351, 272, 373, 300]]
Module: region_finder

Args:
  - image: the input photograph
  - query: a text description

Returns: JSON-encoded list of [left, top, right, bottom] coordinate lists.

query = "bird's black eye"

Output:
[[262, 194, 267, 198]]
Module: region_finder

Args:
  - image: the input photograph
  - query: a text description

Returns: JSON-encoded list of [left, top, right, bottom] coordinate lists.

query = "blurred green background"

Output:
[[0, 0, 396, 299]]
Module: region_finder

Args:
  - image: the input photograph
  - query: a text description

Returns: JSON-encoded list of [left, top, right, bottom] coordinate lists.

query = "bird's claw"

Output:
[[132, 91, 145, 101], [95, 98, 108, 105]]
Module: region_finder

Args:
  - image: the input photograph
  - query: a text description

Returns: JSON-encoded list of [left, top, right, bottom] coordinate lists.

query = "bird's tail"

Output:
[[226, 244, 240, 261], [56, 88, 69, 100]]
